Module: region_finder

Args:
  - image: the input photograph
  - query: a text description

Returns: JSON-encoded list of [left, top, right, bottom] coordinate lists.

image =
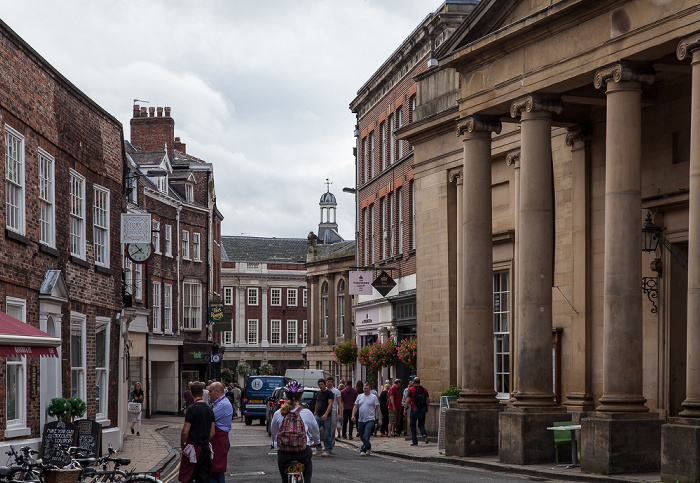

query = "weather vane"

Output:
[[325, 178, 332, 192]]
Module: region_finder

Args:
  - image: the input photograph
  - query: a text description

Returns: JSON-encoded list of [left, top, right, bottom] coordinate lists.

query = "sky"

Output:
[[0, 1, 438, 240]]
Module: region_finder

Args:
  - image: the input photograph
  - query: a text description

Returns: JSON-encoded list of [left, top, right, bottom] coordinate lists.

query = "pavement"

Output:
[[119, 415, 662, 483]]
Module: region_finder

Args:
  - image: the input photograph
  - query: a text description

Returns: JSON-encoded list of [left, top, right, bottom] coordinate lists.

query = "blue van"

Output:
[[243, 375, 286, 425]]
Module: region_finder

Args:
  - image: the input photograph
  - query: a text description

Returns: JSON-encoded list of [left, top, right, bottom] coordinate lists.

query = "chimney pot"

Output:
[[164, 107, 171, 117], [140, 107, 147, 117], [157, 107, 163, 117], [133, 105, 140, 118], [149, 107, 155, 117]]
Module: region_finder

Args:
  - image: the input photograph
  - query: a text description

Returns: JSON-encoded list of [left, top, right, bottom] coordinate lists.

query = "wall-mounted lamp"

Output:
[[641, 212, 687, 270]]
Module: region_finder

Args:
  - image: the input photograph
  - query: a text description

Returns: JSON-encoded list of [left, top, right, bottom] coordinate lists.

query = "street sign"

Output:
[[211, 354, 221, 364], [372, 270, 397, 297], [350, 270, 374, 295], [209, 302, 224, 323]]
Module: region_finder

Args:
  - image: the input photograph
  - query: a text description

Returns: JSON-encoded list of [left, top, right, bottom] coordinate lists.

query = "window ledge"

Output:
[[4, 426, 31, 438], [70, 256, 91, 268], [6, 229, 30, 245], [95, 265, 113, 275], [40, 244, 59, 257], [97, 418, 111, 427], [181, 327, 202, 333]]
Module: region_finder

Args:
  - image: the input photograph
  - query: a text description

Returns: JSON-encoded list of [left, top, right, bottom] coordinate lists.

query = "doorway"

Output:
[[667, 241, 688, 417]]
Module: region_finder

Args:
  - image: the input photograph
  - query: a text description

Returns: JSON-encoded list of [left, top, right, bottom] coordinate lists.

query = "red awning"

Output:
[[0, 311, 61, 358]]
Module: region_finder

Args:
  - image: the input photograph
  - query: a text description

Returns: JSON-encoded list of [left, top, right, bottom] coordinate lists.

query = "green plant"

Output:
[[258, 363, 275, 375], [397, 338, 417, 369], [47, 397, 86, 421], [334, 339, 358, 365], [221, 368, 233, 384], [441, 385, 462, 397], [237, 362, 251, 376]]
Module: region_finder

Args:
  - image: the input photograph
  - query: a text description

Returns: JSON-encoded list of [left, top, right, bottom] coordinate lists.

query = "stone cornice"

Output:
[[593, 63, 655, 89], [456, 115, 502, 136], [677, 33, 700, 61], [510, 95, 563, 118], [506, 150, 521, 167]]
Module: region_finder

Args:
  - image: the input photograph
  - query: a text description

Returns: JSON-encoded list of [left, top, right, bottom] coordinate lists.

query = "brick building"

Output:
[[219, 236, 308, 380], [349, 1, 474, 387], [0, 19, 123, 451], [124, 105, 223, 417]]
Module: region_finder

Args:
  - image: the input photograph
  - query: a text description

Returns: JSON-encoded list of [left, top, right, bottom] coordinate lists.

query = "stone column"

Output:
[[236, 287, 246, 347], [506, 150, 520, 397], [662, 35, 700, 483], [453, 171, 463, 386], [261, 287, 269, 347], [582, 63, 661, 476], [500, 95, 566, 465], [445, 116, 502, 457]]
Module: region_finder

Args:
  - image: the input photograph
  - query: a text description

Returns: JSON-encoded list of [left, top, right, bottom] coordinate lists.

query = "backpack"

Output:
[[276, 409, 307, 452], [413, 386, 427, 409]]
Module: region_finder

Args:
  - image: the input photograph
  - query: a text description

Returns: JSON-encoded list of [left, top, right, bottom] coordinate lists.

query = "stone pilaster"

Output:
[[450, 170, 464, 387], [661, 34, 700, 483], [582, 63, 661, 476], [445, 117, 502, 458], [499, 95, 566, 466], [261, 286, 269, 347], [506, 150, 520, 397]]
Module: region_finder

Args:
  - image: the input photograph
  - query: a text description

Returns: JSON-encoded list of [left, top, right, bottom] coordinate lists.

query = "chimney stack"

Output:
[[130, 105, 176, 160], [157, 107, 163, 117]]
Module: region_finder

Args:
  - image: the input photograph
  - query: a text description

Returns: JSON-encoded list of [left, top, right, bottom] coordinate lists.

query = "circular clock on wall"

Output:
[[126, 243, 155, 264]]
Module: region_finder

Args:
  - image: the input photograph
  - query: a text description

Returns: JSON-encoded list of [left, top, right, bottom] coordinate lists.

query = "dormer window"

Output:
[[185, 183, 193, 202], [157, 175, 167, 193]]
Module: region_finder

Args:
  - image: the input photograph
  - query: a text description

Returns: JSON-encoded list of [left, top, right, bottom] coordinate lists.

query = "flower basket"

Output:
[[258, 363, 275, 375], [397, 338, 417, 370], [334, 340, 358, 365]]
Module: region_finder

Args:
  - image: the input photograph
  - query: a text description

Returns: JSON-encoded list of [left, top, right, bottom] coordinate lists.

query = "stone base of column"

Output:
[[581, 414, 662, 475], [499, 408, 568, 464], [445, 406, 502, 457], [661, 417, 700, 482]]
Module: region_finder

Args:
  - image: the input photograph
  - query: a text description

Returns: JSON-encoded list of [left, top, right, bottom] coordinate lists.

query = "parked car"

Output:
[[266, 387, 320, 436], [243, 375, 287, 426]]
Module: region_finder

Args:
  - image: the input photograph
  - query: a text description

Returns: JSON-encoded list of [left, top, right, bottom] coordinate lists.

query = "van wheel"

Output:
[[245, 416, 252, 426], [260, 418, 266, 425]]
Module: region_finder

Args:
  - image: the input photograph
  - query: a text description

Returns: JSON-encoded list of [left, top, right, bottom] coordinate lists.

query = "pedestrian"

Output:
[[404, 376, 430, 446], [232, 382, 242, 418], [178, 382, 215, 483], [201, 382, 210, 404], [351, 382, 382, 456], [325, 377, 342, 446], [129, 382, 144, 436], [313, 378, 335, 456], [379, 383, 390, 436], [336, 383, 345, 438], [354, 380, 364, 437], [183, 381, 194, 415], [341, 381, 358, 439], [400, 379, 413, 436], [207, 382, 232, 483], [387, 379, 402, 437], [270, 381, 320, 483]]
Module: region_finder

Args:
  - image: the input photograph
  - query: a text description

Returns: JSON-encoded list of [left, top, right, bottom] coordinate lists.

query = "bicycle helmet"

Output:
[[285, 380, 303, 400]]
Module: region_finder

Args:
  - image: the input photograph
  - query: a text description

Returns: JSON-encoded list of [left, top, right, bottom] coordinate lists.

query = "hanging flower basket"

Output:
[[236, 362, 251, 376], [334, 339, 358, 365], [258, 363, 275, 375], [397, 338, 417, 370]]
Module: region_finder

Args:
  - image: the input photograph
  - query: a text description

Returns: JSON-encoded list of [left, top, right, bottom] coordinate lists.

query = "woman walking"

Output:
[[129, 382, 144, 435], [379, 383, 390, 436], [270, 381, 320, 483]]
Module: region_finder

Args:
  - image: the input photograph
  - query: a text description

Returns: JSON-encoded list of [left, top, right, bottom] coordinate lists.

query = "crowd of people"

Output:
[[173, 376, 431, 483]]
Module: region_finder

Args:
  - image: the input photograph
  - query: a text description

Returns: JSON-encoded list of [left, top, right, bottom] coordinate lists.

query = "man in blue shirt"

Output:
[[208, 382, 232, 483]]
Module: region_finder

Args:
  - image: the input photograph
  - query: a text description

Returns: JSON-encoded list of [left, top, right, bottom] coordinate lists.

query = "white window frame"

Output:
[[398, 188, 403, 254], [95, 318, 110, 421], [380, 122, 386, 170], [494, 270, 511, 399], [183, 281, 202, 330], [369, 204, 374, 264], [363, 208, 368, 265], [70, 313, 87, 402], [126, 177, 138, 205], [165, 225, 172, 257], [182, 230, 190, 260], [368, 131, 374, 179], [270, 288, 281, 306], [247, 287, 258, 306], [5, 297, 27, 436], [303, 289, 308, 307], [397, 107, 403, 158], [247, 319, 258, 345], [185, 183, 194, 202], [152, 282, 161, 332], [286, 289, 297, 307], [303, 320, 308, 345], [389, 191, 395, 256], [380, 197, 386, 259], [270, 319, 281, 345], [70, 170, 86, 259], [93, 186, 110, 267], [388, 113, 395, 163], [337, 279, 346, 337], [287, 319, 297, 345], [152, 221, 161, 254], [223, 331, 233, 345], [38, 148, 55, 247], [363, 136, 368, 183], [193, 232, 201, 261], [163, 283, 173, 333], [124, 255, 133, 296], [411, 181, 416, 249], [224, 287, 234, 305], [134, 262, 143, 302], [5, 125, 25, 235]]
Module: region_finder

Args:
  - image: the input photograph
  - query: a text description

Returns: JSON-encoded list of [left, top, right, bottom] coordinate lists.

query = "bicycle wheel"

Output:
[[124, 475, 161, 483], [8, 468, 41, 482]]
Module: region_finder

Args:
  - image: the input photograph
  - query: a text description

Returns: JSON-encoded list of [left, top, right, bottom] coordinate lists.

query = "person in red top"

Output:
[[404, 377, 430, 446], [340, 381, 359, 439], [387, 379, 402, 437]]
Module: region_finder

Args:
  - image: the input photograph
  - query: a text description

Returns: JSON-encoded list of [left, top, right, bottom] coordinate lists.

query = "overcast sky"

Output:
[[1, 1, 437, 240]]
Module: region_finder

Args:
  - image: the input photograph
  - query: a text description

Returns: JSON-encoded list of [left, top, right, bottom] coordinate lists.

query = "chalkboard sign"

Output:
[[41, 420, 77, 466], [75, 419, 101, 458]]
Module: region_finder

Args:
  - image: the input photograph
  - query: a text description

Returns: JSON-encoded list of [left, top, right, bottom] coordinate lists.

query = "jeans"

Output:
[[208, 473, 224, 483], [277, 446, 312, 483], [315, 415, 333, 452], [380, 407, 389, 434], [342, 408, 354, 437], [410, 407, 426, 445], [357, 420, 374, 453]]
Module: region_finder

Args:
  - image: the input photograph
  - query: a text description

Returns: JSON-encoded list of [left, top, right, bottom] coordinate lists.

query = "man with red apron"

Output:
[[179, 382, 215, 483], [207, 382, 233, 483]]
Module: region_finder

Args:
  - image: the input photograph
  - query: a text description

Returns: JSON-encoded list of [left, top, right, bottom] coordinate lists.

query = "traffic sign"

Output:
[[372, 270, 397, 297], [211, 354, 221, 364]]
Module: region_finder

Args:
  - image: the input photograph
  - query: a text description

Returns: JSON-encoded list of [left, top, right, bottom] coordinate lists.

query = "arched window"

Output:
[[321, 281, 329, 337], [337, 279, 346, 337]]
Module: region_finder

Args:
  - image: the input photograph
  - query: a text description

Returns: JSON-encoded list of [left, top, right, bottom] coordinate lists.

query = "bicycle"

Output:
[[2, 446, 42, 482], [285, 461, 305, 483], [80, 445, 160, 483]]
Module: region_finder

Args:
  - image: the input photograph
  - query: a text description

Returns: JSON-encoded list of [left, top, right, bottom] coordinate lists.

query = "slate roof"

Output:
[[221, 236, 308, 263], [307, 240, 356, 264], [124, 141, 167, 166]]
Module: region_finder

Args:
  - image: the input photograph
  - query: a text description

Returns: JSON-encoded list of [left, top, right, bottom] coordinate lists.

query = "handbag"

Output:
[[128, 402, 142, 414]]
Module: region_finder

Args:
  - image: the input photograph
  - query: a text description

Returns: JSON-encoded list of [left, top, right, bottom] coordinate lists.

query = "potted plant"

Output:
[[440, 385, 462, 405], [47, 397, 86, 422]]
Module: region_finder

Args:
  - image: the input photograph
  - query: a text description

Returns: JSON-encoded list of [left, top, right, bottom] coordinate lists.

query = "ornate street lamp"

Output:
[[641, 212, 661, 253]]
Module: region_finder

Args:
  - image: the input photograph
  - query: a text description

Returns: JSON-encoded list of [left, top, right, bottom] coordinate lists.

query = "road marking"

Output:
[[230, 471, 265, 476], [162, 461, 179, 483]]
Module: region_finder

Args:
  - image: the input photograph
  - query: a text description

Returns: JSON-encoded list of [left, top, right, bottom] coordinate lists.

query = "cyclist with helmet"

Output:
[[270, 381, 320, 483]]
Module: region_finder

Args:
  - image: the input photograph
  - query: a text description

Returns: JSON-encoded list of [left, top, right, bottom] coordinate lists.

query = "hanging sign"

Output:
[[121, 213, 152, 244], [350, 271, 374, 295], [372, 270, 397, 297]]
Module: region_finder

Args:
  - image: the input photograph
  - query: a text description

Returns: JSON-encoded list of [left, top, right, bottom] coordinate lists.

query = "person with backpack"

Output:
[[270, 381, 320, 483], [404, 376, 430, 446]]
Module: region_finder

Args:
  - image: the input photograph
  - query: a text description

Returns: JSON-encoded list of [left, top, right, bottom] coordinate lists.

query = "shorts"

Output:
[[389, 409, 399, 425]]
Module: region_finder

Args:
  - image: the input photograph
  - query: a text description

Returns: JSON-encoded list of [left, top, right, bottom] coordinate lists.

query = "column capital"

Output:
[[565, 126, 589, 148], [510, 95, 562, 118], [456, 115, 502, 136], [594, 62, 654, 89], [505, 150, 520, 167], [448, 169, 463, 183], [677, 33, 700, 61]]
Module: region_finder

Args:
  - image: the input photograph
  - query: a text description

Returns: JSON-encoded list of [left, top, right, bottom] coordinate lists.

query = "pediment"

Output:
[[39, 270, 69, 301]]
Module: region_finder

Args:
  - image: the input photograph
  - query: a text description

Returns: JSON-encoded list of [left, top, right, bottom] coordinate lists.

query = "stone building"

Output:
[[219, 236, 308, 378], [0, 19, 122, 451], [124, 105, 223, 417], [349, 0, 476, 387], [398, 0, 700, 479], [305, 187, 355, 382]]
